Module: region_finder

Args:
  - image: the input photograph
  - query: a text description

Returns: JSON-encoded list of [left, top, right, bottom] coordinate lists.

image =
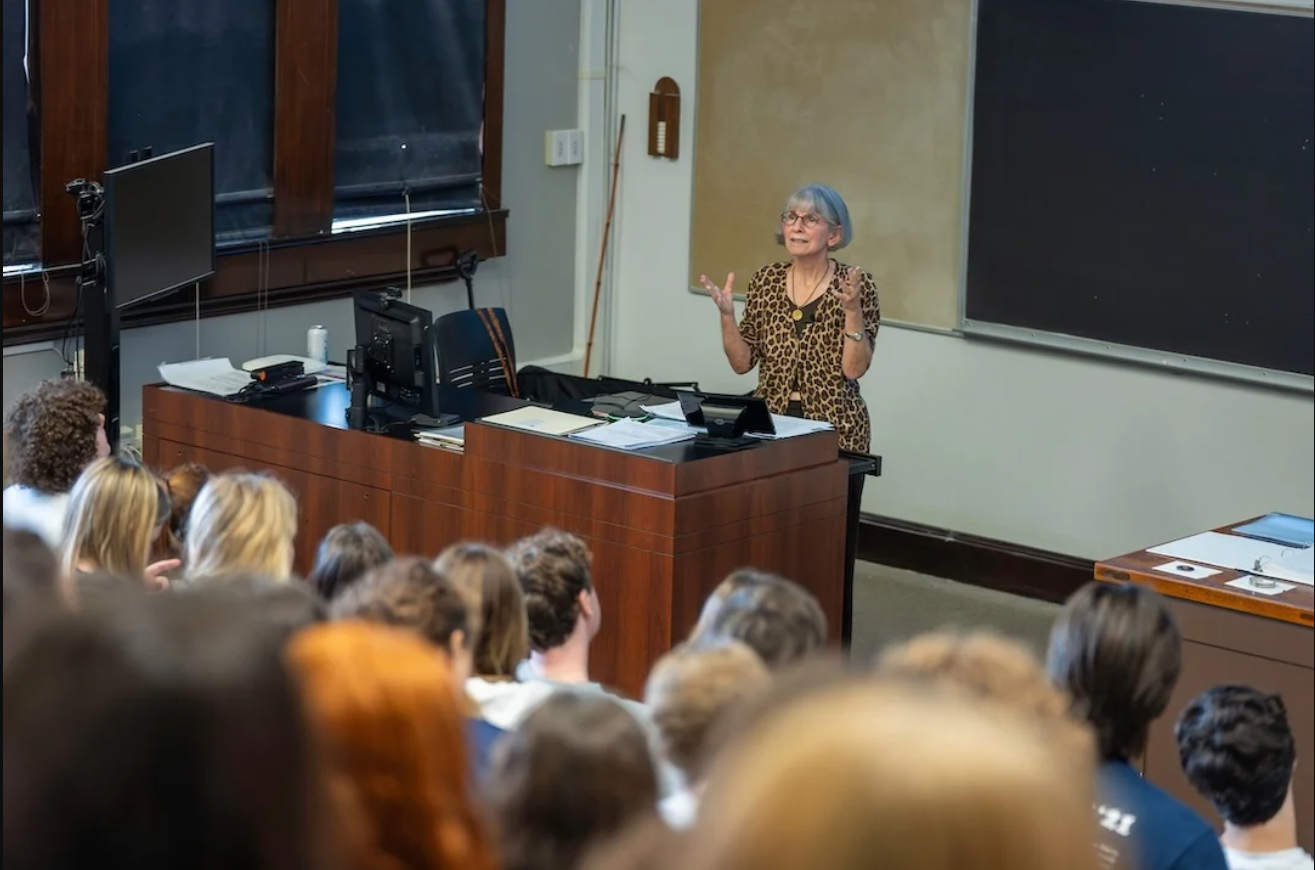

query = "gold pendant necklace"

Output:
[[789, 262, 829, 322]]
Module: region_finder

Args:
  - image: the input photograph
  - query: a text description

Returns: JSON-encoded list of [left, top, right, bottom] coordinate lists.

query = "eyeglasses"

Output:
[[781, 211, 826, 228]]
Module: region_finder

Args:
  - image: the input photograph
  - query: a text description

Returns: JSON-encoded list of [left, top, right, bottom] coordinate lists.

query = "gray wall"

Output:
[[3, 0, 583, 437]]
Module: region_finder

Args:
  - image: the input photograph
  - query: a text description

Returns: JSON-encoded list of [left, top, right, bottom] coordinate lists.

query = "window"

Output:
[[107, 0, 276, 244], [2, 0, 38, 266], [333, 0, 486, 225]]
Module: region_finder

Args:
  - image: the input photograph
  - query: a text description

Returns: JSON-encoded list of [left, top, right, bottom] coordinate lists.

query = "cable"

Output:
[[405, 189, 413, 304], [194, 280, 201, 358], [18, 269, 51, 317]]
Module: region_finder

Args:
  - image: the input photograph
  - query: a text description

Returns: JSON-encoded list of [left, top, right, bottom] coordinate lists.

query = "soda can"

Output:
[[307, 325, 329, 365]]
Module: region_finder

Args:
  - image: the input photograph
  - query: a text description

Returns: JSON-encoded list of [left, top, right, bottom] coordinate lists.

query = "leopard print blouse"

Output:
[[738, 260, 880, 453]]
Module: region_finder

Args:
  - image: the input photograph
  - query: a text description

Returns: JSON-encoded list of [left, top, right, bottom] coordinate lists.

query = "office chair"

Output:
[[435, 307, 519, 396]]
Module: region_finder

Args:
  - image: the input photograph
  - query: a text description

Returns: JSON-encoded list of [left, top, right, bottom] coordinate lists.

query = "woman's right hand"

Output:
[[700, 272, 737, 316]]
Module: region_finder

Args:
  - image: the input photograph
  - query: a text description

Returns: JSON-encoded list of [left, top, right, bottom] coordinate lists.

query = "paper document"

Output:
[[1226, 576, 1297, 597], [1232, 513, 1315, 548], [159, 358, 253, 398], [642, 401, 685, 421], [1148, 532, 1309, 584], [1151, 560, 1220, 580], [751, 414, 834, 440], [571, 418, 698, 450], [482, 406, 603, 436], [1253, 547, 1314, 586], [416, 424, 465, 446]]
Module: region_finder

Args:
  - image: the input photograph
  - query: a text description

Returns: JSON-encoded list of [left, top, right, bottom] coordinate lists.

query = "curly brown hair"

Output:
[[506, 528, 593, 653], [3, 379, 105, 495]]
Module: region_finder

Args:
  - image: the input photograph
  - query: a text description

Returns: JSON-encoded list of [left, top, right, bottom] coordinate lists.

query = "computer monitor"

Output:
[[103, 143, 215, 308], [349, 290, 440, 424]]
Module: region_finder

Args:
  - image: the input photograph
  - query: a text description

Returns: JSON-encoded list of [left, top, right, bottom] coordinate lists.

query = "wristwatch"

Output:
[[844, 329, 866, 342]]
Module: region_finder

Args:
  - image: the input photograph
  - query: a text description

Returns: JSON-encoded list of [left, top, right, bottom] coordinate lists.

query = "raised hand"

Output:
[[832, 266, 863, 313], [144, 558, 181, 591], [700, 272, 737, 316]]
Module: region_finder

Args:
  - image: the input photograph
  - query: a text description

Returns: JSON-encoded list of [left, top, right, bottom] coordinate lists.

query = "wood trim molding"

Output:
[[272, 0, 340, 237], [856, 514, 1093, 604], [38, 0, 109, 266], [481, 0, 507, 209]]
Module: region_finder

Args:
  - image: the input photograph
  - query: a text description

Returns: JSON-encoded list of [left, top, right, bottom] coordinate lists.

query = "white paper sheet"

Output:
[[1149, 531, 1291, 572], [751, 414, 834, 440], [571, 419, 698, 450], [1226, 576, 1297, 597], [159, 358, 253, 398], [642, 401, 685, 421], [1254, 547, 1314, 586], [1151, 560, 1221, 580], [482, 406, 603, 436]]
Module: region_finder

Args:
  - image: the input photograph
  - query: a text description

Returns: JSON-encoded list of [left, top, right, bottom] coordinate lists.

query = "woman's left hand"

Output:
[[144, 559, 181, 591], [833, 266, 863, 313]]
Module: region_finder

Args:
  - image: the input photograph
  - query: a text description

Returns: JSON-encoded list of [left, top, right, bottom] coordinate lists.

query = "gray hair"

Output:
[[774, 184, 853, 251]]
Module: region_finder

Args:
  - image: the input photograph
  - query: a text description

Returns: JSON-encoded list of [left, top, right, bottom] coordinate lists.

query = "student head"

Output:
[[878, 629, 1096, 764], [2, 527, 60, 631], [185, 471, 298, 582], [682, 678, 1099, 870], [306, 521, 393, 601], [506, 528, 599, 654], [487, 692, 659, 870], [329, 557, 474, 684], [645, 640, 773, 785], [1046, 582, 1182, 762], [3, 378, 109, 495], [1175, 684, 1297, 830], [186, 573, 328, 646], [692, 567, 780, 634], [58, 456, 169, 592], [2, 591, 332, 870], [691, 569, 827, 670], [436, 541, 528, 678], [287, 622, 495, 870], [159, 462, 211, 559]]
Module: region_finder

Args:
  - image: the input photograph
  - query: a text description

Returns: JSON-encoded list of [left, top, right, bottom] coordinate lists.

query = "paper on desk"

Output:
[[1148, 532, 1302, 579], [571, 418, 698, 450], [482, 406, 603, 436], [642, 401, 685, 421], [1254, 547, 1314, 586], [1226, 576, 1297, 597], [159, 358, 253, 398], [1151, 560, 1220, 580], [751, 414, 834, 440]]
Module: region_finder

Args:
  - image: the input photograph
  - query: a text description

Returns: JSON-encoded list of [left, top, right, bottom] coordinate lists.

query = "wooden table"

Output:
[[143, 382, 853, 698], [1095, 520, 1314, 851]]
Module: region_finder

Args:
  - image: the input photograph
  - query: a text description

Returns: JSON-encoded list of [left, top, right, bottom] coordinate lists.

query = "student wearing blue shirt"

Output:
[[1048, 583, 1230, 870]]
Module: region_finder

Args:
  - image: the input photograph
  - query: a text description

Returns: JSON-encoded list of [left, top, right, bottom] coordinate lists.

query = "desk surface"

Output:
[[1095, 519, 1314, 628], [224, 381, 883, 472]]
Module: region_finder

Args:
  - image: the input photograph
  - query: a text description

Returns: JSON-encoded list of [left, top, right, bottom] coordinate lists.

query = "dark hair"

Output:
[[306, 522, 394, 601], [3, 378, 106, 494], [185, 573, 328, 645], [487, 693, 659, 870], [329, 557, 470, 650], [2, 592, 333, 870], [506, 528, 593, 652], [1046, 582, 1182, 761], [692, 570, 827, 670], [1175, 685, 1296, 827], [2, 527, 60, 621], [161, 462, 211, 557]]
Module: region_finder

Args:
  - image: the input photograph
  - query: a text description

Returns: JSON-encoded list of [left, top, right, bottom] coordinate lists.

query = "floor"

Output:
[[849, 561, 1061, 664]]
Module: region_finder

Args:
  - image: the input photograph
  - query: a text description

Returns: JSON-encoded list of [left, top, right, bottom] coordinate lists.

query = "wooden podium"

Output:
[[142, 383, 849, 697], [1095, 521, 1314, 851]]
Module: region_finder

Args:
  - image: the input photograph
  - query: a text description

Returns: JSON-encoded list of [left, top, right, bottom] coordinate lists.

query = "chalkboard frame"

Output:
[[957, 0, 1314, 394]]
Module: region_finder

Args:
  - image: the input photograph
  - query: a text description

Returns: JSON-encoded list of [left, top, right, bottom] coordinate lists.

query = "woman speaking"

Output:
[[700, 184, 880, 454]]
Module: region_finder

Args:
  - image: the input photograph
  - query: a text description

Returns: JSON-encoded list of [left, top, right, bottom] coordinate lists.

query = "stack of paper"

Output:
[[1148, 531, 1313, 587], [752, 415, 834, 440], [416, 424, 465, 454], [482, 406, 603, 436], [159, 358, 254, 398], [570, 418, 699, 450], [642, 401, 686, 421]]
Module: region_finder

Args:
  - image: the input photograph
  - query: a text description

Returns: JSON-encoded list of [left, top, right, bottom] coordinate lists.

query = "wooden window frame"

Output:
[[2, 0, 507, 344]]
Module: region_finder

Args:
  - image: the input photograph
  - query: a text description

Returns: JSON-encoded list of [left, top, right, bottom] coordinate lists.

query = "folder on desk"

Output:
[[482, 406, 603, 436], [1232, 513, 1315, 548]]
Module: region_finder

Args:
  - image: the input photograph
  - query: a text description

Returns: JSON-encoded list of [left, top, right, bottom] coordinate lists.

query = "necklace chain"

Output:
[[790, 261, 831, 311]]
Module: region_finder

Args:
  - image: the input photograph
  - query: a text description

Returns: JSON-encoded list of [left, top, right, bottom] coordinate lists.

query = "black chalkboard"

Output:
[[965, 0, 1314, 377]]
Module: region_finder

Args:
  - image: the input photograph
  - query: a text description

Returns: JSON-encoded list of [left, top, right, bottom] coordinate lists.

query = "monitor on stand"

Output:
[[347, 290, 454, 432], [80, 143, 215, 450]]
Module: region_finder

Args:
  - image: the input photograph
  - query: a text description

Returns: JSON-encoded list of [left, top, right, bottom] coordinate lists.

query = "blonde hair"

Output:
[[877, 630, 1097, 765], [644, 641, 772, 779], [685, 678, 1099, 870], [185, 472, 298, 582], [58, 456, 164, 592]]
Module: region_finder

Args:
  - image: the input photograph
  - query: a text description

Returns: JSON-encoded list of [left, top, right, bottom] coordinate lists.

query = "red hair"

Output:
[[287, 622, 495, 870]]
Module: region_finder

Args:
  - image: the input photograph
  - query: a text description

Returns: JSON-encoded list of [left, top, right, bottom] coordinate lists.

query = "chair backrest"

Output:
[[434, 307, 518, 395]]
